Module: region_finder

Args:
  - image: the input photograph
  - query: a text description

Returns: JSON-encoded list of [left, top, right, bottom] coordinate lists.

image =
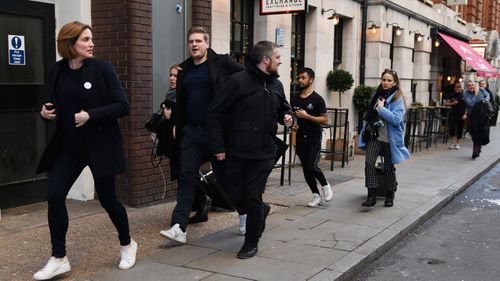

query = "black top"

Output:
[[445, 91, 466, 117], [291, 91, 326, 140], [183, 60, 213, 125], [55, 61, 84, 148]]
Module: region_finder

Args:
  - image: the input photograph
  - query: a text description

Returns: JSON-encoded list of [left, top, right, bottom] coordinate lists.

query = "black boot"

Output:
[[188, 197, 212, 224], [384, 190, 394, 207], [361, 188, 377, 207]]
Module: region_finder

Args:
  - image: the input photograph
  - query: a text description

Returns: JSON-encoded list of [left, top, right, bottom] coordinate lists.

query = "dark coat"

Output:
[[469, 101, 490, 146], [207, 64, 291, 160], [37, 59, 130, 178], [175, 49, 244, 141]]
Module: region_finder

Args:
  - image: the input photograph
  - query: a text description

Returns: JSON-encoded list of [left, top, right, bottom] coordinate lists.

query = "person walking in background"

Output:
[[34, 21, 136, 280], [479, 80, 498, 126], [358, 69, 410, 208], [444, 82, 467, 150], [159, 27, 244, 244], [464, 80, 490, 159], [291, 67, 333, 207], [207, 41, 294, 259]]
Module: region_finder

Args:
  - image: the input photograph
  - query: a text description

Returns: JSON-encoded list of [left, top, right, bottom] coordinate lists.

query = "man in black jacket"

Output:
[[159, 27, 244, 243], [207, 41, 293, 259]]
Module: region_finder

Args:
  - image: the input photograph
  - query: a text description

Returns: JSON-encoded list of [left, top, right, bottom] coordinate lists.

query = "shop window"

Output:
[[291, 13, 305, 96], [333, 19, 343, 67], [230, 0, 254, 65]]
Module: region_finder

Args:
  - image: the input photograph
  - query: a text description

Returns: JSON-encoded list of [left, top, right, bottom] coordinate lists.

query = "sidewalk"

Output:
[[1, 127, 499, 281]]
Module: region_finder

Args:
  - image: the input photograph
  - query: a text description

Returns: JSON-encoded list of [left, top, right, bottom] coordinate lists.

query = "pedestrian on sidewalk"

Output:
[[34, 21, 137, 280], [464, 80, 490, 159], [479, 80, 499, 126], [207, 41, 294, 259], [444, 82, 467, 150], [358, 69, 410, 207], [159, 27, 245, 244], [291, 67, 333, 207]]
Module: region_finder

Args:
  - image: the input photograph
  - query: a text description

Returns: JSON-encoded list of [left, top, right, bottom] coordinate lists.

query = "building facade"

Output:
[[0, 0, 498, 210]]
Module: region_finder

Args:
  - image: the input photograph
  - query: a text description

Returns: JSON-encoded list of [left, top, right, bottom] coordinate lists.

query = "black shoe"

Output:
[[261, 203, 271, 234], [188, 197, 212, 224], [472, 152, 479, 159], [361, 189, 377, 207], [237, 243, 258, 259], [384, 191, 394, 207]]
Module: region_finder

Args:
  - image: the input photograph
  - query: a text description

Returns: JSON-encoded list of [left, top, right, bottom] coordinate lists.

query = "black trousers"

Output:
[[449, 115, 465, 139], [171, 124, 224, 231], [225, 157, 275, 246], [364, 139, 397, 191], [295, 135, 328, 194], [47, 148, 130, 258]]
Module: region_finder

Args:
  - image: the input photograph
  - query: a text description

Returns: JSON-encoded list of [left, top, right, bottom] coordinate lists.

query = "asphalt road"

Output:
[[353, 162, 500, 281]]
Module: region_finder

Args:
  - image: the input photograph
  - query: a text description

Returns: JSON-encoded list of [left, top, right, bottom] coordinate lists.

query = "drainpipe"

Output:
[[359, 0, 368, 85]]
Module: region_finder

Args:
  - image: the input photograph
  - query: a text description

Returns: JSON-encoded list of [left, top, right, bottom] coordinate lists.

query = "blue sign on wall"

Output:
[[8, 35, 26, 65]]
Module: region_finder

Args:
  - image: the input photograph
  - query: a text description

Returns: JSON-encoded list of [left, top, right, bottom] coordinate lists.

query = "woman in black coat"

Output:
[[34, 21, 136, 280]]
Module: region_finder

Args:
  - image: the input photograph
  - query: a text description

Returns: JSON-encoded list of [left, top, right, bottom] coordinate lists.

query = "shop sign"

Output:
[[260, 0, 307, 15], [446, 0, 467, 5]]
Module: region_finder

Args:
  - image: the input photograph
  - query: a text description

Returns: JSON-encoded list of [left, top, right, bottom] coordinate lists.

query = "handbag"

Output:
[[144, 108, 164, 133]]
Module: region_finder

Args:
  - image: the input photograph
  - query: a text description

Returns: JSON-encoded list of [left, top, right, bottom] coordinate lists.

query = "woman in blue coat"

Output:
[[358, 69, 410, 207], [34, 21, 136, 280]]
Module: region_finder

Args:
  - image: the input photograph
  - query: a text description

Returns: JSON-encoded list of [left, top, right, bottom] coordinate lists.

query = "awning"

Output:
[[438, 32, 499, 78]]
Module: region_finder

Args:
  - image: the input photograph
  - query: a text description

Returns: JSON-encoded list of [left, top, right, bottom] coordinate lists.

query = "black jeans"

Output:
[[296, 135, 328, 194], [225, 157, 275, 246], [47, 148, 130, 258], [171, 124, 225, 231]]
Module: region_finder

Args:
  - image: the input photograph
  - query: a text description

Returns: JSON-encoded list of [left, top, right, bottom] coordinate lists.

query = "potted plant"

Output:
[[352, 85, 375, 155], [326, 69, 354, 107]]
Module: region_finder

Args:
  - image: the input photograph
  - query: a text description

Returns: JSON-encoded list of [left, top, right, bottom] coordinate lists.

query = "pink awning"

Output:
[[438, 32, 499, 78]]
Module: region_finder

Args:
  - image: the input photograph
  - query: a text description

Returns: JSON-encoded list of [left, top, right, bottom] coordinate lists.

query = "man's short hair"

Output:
[[57, 21, 92, 59], [250, 41, 278, 64], [187, 26, 210, 43], [298, 67, 315, 79]]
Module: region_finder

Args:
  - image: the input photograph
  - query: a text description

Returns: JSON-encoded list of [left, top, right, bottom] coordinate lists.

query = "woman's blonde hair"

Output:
[[381, 69, 407, 107], [57, 21, 92, 59]]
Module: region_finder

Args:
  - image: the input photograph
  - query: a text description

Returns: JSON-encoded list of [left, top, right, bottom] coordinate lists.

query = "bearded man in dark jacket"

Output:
[[207, 41, 294, 259]]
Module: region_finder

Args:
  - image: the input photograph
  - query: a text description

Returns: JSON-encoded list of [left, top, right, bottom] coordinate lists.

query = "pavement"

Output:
[[1, 126, 500, 281]]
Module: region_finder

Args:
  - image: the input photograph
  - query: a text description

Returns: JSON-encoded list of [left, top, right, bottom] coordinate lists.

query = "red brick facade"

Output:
[[192, 0, 212, 33], [91, 0, 176, 206]]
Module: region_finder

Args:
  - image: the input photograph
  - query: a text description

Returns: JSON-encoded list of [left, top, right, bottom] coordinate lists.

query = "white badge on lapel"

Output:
[[84, 82, 92, 90]]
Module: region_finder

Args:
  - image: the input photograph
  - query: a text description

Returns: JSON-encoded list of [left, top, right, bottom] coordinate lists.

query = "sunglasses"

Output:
[[384, 68, 398, 76]]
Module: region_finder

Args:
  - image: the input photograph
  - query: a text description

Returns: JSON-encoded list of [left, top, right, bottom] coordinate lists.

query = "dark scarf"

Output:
[[364, 85, 399, 122]]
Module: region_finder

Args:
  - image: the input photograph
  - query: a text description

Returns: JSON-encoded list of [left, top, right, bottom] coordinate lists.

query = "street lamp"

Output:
[[409, 30, 424, 42], [386, 22, 404, 36], [321, 9, 340, 25], [367, 20, 380, 34]]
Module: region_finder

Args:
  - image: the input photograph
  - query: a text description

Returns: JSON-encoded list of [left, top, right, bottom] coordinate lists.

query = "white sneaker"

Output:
[[239, 214, 247, 235], [119, 239, 137, 270], [33, 256, 71, 280], [307, 193, 322, 207], [449, 143, 456, 149], [322, 183, 333, 202], [455, 144, 460, 150], [159, 223, 187, 243]]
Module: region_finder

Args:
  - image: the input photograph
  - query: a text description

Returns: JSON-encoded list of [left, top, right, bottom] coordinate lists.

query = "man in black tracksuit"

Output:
[[207, 41, 293, 259], [159, 27, 244, 243]]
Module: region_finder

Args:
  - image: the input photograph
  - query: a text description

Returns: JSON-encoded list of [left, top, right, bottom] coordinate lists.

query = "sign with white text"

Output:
[[8, 35, 25, 65], [260, 0, 307, 15]]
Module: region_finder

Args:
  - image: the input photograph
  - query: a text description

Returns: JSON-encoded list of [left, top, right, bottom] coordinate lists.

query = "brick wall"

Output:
[[192, 0, 212, 33], [91, 0, 176, 206]]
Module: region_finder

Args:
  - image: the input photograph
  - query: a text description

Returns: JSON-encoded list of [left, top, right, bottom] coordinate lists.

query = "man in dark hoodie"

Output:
[[159, 27, 244, 243], [207, 41, 294, 259]]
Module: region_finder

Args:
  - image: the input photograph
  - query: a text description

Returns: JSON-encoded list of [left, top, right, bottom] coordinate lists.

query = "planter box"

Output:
[[353, 135, 365, 155], [324, 139, 354, 161]]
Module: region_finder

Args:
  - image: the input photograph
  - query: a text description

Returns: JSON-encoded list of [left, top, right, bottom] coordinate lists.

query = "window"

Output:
[[333, 19, 343, 67], [291, 13, 305, 96], [230, 0, 254, 65]]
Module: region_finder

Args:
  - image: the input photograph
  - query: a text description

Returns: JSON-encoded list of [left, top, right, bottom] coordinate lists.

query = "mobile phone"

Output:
[[293, 106, 301, 112]]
